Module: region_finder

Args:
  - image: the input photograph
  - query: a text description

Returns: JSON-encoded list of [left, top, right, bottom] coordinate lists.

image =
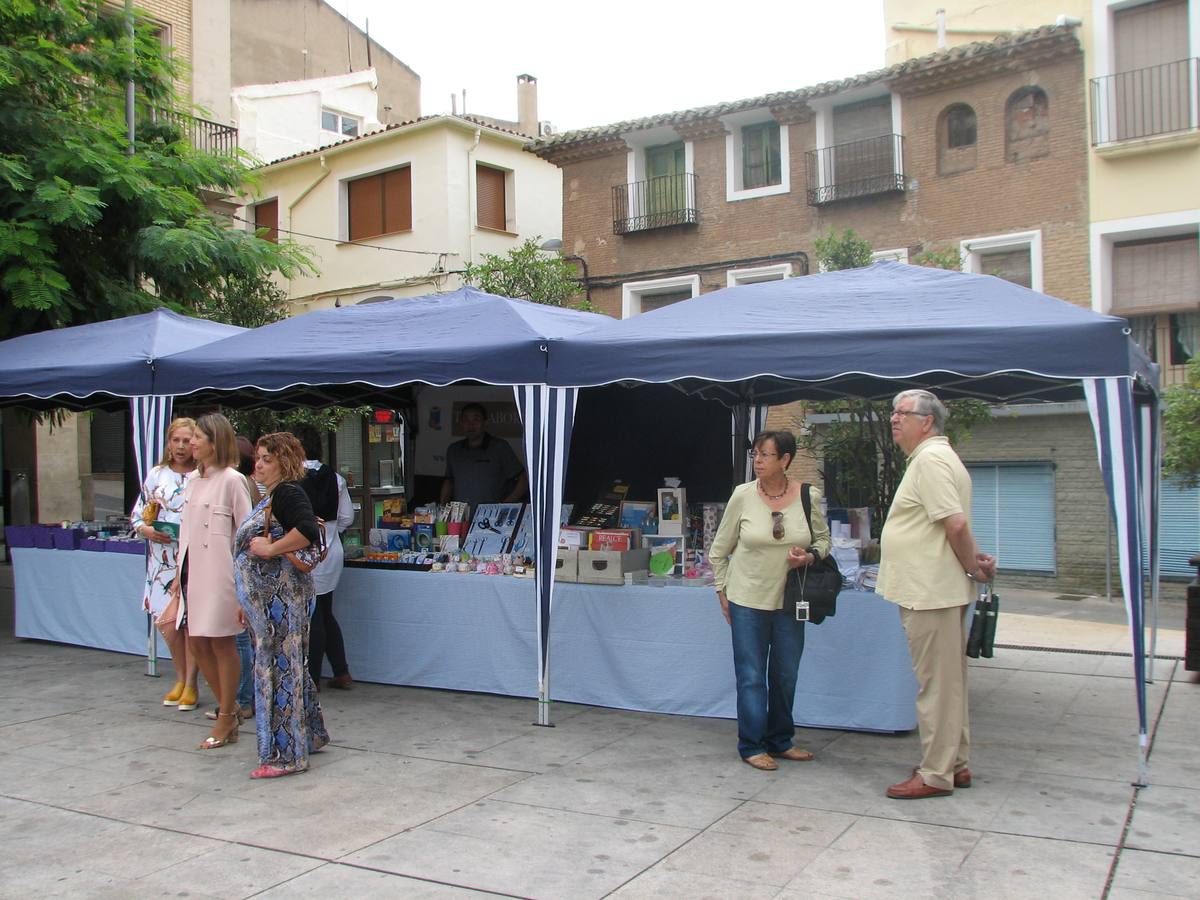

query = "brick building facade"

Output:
[[533, 26, 1132, 595]]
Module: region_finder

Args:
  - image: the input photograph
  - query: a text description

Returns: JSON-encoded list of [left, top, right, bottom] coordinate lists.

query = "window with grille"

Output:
[[978, 248, 1032, 288], [347, 167, 412, 241]]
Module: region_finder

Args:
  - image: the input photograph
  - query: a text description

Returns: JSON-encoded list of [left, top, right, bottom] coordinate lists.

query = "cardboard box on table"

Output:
[[554, 548, 579, 583], [577, 548, 651, 585]]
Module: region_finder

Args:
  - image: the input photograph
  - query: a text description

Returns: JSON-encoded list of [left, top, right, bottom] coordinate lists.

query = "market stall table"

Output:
[[14, 548, 916, 731]]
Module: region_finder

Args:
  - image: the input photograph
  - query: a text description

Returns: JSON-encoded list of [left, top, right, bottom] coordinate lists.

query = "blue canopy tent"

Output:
[[549, 262, 1161, 781], [0, 309, 246, 672], [155, 287, 603, 725]]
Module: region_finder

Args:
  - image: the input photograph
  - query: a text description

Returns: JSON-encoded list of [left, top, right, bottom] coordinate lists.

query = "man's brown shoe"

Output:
[[886, 773, 953, 799], [770, 747, 815, 762], [742, 753, 778, 771], [911, 765, 972, 788], [328, 673, 353, 690]]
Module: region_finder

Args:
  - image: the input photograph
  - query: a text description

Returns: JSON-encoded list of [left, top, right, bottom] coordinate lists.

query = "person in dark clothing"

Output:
[[294, 425, 355, 690]]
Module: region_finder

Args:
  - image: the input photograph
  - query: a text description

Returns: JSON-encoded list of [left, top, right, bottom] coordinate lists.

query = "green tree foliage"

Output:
[[462, 237, 589, 309], [912, 245, 963, 270], [800, 229, 989, 534], [0, 0, 311, 338], [1164, 356, 1200, 487], [814, 228, 873, 271]]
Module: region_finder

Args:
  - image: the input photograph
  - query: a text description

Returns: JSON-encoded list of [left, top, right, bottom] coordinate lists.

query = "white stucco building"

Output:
[[239, 114, 563, 308]]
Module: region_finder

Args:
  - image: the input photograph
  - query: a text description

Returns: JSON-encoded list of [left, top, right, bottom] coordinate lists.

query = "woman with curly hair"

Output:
[[234, 432, 329, 779]]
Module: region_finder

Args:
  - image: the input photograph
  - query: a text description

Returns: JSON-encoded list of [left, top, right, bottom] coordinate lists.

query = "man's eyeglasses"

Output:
[[771, 511, 784, 540], [748, 450, 778, 460], [891, 410, 930, 420]]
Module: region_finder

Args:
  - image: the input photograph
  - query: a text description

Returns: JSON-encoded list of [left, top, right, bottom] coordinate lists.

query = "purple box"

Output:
[[4, 525, 36, 548], [80, 537, 107, 552], [52, 529, 82, 550], [33, 527, 55, 549], [107, 539, 146, 555]]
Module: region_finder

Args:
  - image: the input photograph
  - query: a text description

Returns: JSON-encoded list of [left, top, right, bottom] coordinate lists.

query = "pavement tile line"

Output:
[[1099, 658, 1180, 900], [4, 789, 535, 899]]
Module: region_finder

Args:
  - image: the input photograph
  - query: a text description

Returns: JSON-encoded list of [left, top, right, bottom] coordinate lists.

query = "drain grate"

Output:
[[995, 643, 1183, 660], [1054, 594, 1089, 602]]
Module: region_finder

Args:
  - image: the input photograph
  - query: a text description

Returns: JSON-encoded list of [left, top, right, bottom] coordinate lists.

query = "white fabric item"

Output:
[[304, 460, 354, 595]]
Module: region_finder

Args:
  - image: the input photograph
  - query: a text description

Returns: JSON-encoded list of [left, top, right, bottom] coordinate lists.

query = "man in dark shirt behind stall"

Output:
[[439, 403, 528, 515]]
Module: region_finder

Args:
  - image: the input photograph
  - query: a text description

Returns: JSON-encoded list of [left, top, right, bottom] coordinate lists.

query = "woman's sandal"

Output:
[[250, 762, 306, 779], [197, 711, 239, 749]]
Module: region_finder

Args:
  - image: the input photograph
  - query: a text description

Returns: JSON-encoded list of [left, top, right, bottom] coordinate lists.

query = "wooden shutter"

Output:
[[1114, 0, 1188, 71], [254, 198, 278, 243], [1112, 235, 1200, 315], [477, 164, 506, 231], [348, 173, 383, 241], [382, 167, 411, 233]]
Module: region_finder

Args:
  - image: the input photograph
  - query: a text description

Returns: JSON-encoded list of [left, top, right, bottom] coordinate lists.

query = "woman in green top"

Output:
[[710, 431, 832, 771]]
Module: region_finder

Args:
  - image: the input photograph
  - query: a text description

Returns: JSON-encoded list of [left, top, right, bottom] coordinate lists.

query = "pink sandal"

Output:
[[249, 762, 306, 779]]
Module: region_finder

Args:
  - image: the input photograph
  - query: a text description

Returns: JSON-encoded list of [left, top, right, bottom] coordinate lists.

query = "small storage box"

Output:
[[554, 549, 578, 583], [577, 548, 651, 585], [106, 539, 145, 555], [52, 529, 82, 550], [4, 525, 36, 548], [33, 527, 55, 549], [80, 537, 107, 552]]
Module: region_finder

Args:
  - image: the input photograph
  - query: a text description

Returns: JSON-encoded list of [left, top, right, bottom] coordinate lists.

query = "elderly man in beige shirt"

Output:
[[877, 389, 996, 800]]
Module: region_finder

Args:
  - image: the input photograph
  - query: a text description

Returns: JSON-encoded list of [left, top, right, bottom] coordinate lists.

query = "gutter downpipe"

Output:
[[467, 128, 482, 268], [280, 154, 330, 301]]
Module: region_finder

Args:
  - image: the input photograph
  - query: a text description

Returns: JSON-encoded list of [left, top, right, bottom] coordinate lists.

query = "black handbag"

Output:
[[783, 483, 842, 624], [965, 586, 999, 658]]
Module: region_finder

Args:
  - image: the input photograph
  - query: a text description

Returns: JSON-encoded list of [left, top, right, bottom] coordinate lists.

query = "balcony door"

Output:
[[1112, 0, 1191, 140], [831, 97, 893, 196], [645, 142, 686, 222]]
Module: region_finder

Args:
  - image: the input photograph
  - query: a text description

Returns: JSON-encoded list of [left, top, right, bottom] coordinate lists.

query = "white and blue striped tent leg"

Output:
[[1084, 377, 1149, 785], [131, 395, 173, 677], [733, 403, 771, 483], [515, 385, 578, 726], [1138, 398, 1163, 679]]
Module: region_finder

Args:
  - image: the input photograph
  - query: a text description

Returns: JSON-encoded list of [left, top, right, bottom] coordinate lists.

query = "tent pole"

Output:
[[1105, 511, 1112, 603], [145, 610, 158, 677]]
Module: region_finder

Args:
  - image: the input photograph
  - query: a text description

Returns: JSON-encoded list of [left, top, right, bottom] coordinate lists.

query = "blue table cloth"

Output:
[[13, 550, 917, 731]]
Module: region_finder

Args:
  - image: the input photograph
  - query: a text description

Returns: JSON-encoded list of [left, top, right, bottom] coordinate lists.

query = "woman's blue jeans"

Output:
[[235, 628, 254, 709], [728, 600, 806, 759]]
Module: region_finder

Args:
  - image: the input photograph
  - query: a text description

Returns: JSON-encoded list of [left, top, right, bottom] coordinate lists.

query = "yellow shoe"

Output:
[[162, 682, 185, 706], [177, 686, 198, 711]]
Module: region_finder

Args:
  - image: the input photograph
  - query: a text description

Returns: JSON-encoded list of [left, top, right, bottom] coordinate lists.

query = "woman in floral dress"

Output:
[[234, 432, 329, 779], [131, 417, 199, 710]]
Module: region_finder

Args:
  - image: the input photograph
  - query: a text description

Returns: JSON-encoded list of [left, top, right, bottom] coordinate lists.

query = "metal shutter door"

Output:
[[969, 465, 998, 557], [969, 463, 1056, 573], [1159, 481, 1200, 577]]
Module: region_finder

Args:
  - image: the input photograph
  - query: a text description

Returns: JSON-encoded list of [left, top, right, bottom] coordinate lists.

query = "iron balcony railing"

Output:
[[805, 133, 906, 206], [147, 107, 239, 156], [1090, 58, 1199, 145], [612, 173, 699, 234]]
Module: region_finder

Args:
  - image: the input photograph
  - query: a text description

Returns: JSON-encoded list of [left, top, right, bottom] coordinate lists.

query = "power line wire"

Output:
[[225, 212, 450, 256]]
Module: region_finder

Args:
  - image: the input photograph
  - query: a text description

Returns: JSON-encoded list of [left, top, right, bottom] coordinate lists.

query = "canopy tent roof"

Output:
[[0, 309, 244, 411], [550, 262, 1157, 404], [155, 287, 608, 408]]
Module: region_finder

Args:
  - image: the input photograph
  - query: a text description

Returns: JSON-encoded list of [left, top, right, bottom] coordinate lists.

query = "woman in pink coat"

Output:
[[173, 413, 252, 749]]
